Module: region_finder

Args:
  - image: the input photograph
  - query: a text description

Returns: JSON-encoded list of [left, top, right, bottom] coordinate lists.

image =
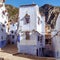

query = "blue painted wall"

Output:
[[0, 40, 7, 48]]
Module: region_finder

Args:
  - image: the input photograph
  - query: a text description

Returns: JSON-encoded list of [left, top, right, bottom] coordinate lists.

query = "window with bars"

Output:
[[25, 31, 30, 40]]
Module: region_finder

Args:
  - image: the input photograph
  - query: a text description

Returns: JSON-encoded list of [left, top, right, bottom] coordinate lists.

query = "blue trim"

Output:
[[0, 40, 7, 48], [17, 36, 20, 42]]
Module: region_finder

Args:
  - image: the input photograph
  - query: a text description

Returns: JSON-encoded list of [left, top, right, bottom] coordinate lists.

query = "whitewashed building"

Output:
[[51, 13, 60, 59], [0, 0, 8, 48], [17, 4, 45, 56], [8, 22, 18, 44]]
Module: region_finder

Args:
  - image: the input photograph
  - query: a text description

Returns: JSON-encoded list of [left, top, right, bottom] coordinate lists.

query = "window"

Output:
[[40, 35, 43, 43], [25, 14, 30, 24], [11, 30, 14, 34], [5, 21, 7, 23], [38, 17, 40, 25], [38, 35, 43, 42], [7, 24, 8, 26], [13, 24, 14, 26], [2, 11, 5, 15], [25, 31, 30, 40], [5, 10, 7, 12], [38, 36, 40, 41], [1, 36, 3, 40], [12, 35, 15, 39], [9, 20, 12, 22], [45, 39, 49, 44], [1, 28, 3, 32], [2, 24, 5, 27]]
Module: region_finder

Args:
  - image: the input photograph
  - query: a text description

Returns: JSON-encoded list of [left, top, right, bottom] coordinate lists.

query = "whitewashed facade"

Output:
[[8, 23, 18, 44], [17, 4, 45, 56], [51, 13, 60, 59], [0, 0, 8, 48]]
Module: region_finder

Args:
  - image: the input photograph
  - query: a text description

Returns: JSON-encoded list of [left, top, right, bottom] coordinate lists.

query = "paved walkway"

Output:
[[0, 44, 56, 60]]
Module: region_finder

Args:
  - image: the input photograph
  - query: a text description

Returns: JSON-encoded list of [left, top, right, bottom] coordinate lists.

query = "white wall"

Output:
[[18, 4, 45, 46], [19, 4, 45, 33], [0, 2, 8, 40], [55, 14, 60, 31], [8, 23, 18, 44], [19, 5, 38, 31], [51, 14, 60, 58], [9, 23, 17, 33], [36, 15, 45, 35], [0, 3, 8, 33], [0, 3, 8, 24], [20, 32, 37, 45], [0, 23, 7, 41]]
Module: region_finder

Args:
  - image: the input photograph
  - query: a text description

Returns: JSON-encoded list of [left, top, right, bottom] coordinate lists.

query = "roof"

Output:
[[20, 4, 36, 7]]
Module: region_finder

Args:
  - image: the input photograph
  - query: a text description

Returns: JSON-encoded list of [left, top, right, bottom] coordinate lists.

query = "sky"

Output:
[[5, 0, 60, 8]]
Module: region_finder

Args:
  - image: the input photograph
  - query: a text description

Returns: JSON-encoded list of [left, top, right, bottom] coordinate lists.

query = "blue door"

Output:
[[17, 35, 20, 42], [39, 48, 43, 56]]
